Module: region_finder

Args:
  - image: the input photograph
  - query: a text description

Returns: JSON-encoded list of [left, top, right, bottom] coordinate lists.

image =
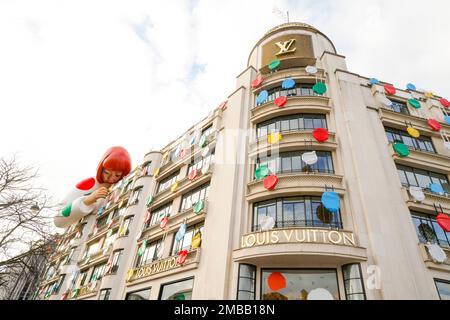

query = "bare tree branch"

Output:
[[0, 156, 57, 299]]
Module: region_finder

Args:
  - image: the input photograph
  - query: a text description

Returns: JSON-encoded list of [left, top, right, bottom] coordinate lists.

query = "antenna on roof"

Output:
[[272, 6, 289, 23]]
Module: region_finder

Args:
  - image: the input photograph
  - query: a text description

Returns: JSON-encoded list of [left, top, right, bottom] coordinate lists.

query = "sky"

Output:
[[0, 0, 449, 202]]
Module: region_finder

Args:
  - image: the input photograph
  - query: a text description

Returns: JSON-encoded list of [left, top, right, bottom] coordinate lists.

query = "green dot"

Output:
[[268, 59, 281, 70], [199, 134, 207, 148], [408, 98, 421, 109], [61, 203, 72, 217], [393, 142, 410, 157], [255, 165, 270, 180], [194, 200, 204, 214], [146, 196, 153, 206], [313, 82, 327, 95]]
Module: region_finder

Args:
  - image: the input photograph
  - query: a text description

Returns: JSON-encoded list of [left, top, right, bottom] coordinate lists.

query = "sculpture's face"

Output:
[[102, 169, 123, 184]]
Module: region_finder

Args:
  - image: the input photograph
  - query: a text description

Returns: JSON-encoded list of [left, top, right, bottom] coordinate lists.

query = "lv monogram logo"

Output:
[[275, 39, 296, 56]]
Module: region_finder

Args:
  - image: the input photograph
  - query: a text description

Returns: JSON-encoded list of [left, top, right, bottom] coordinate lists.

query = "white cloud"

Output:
[[0, 0, 449, 202]]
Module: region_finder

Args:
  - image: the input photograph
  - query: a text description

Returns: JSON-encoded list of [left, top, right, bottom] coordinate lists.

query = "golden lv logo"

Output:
[[275, 39, 296, 55]]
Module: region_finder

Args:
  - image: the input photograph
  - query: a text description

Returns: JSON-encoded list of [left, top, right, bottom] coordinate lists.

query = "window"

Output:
[[110, 208, 120, 220], [77, 270, 88, 287], [45, 265, 56, 280], [187, 148, 215, 176], [385, 127, 435, 153], [171, 222, 204, 255], [388, 100, 409, 115], [142, 162, 152, 176], [78, 223, 87, 237], [434, 279, 450, 300], [342, 264, 366, 300], [157, 171, 179, 194], [90, 263, 106, 282], [129, 187, 143, 205], [237, 264, 256, 300], [126, 287, 151, 300], [256, 83, 317, 107], [253, 197, 343, 231], [257, 114, 327, 138], [61, 254, 69, 266], [261, 269, 339, 300], [96, 214, 109, 229], [99, 288, 111, 300], [136, 238, 163, 267], [180, 183, 210, 212], [396, 165, 450, 194], [53, 274, 65, 295], [66, 248, 75, 264], [104, 230, 117, 250], [111, 250, 123, 273], [159, 278, 194, 300], [202, 125, 213, 138], [411, 211, 450, 248], [257, 151, 334, 175], [123, 178, 134, 194], [86, 240, 101, 256], [121, 216, 133, 236], [147, 203, 172, 228]]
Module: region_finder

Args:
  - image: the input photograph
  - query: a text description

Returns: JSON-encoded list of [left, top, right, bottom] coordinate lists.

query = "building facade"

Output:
[[1, 239, 56, 300], [37, 22, 450, 300]]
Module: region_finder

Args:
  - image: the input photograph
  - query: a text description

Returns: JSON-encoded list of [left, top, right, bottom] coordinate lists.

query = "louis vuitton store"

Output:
[[38, 21, 450, 301]]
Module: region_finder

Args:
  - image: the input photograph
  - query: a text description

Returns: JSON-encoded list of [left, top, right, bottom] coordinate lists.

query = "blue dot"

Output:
[[256, 90, 269, 105], [282, 78, 296, 90], [406, 83, 416, 91], [429, 183, 444, 195], [444, 116, 450, 125], [321, 191, 340, 213], [369, 78, 379, 85]]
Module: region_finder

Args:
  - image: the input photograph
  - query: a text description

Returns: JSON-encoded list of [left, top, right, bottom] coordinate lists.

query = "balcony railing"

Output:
[[254, 86, 319, 109], [252, 218, 343, 232], [385, 101, 410, 115], [253, 167, 335, 181], [402, 182, 450, 199]]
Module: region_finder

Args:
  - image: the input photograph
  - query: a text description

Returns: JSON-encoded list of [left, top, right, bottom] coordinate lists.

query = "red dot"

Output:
[[427, 118, 441, 131], [251, 75, 263, 88], [263, 175, 279, 191], [274, 96, 287, 108], [384, 84, 396, 95], [439, 98, 450, 108], [312, 128, 329, 142], [218, 101, 227, 110]]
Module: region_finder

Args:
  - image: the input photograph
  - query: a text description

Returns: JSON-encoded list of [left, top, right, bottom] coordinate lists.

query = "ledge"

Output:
[[157, 133, 218, 181], [378, 108, 450, 137], [150, 172, 212, 211], [401, 187, 450, 212], [77, 246, 112, 269], [418, 243, 450, 272], [71, 281, 99, 300], [251, 96, 331, 124], [246, 172, 345, 203], [234, 227, 366, 265], [87, 218, 121, 242], [141, 206, 207, 242], [248, 130, 337, 158], [40, 275, 60, 288], [125, 249, 201, 285], [252, 68, 326, 94], [389, 143, 450, 174]]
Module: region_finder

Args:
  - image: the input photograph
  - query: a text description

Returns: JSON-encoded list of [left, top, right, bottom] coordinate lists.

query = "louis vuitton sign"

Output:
[[261, 34, 315, 73], [241, 228, 357, 249]]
